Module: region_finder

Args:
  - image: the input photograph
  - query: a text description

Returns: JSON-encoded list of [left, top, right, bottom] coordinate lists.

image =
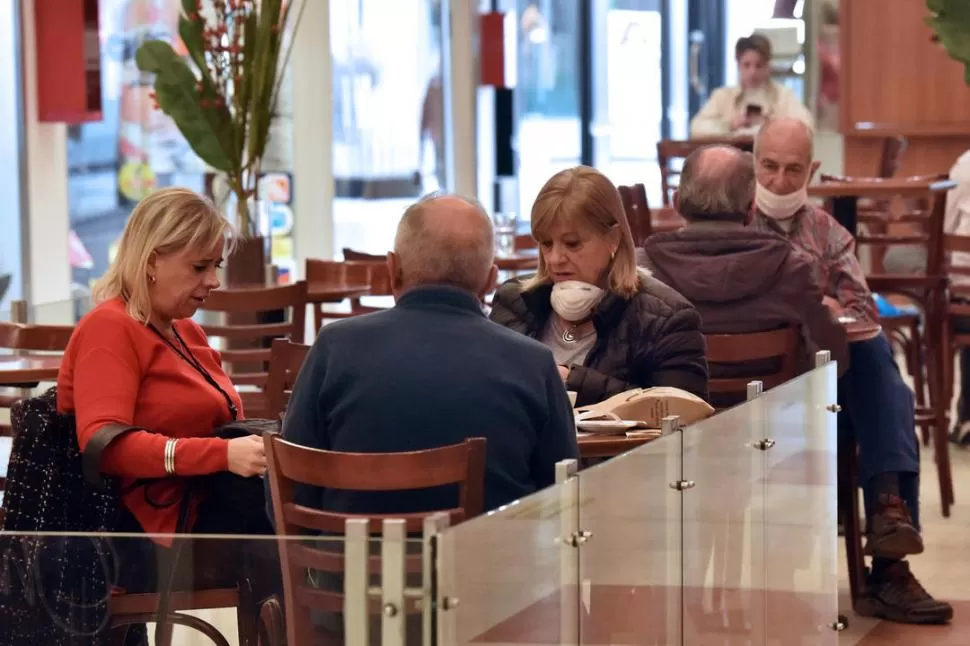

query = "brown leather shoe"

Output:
[[856, 562, 953, 624], [864, 494, 924, 558]]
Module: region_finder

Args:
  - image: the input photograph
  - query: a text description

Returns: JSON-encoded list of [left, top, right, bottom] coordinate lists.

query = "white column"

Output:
[[445, 0, 479, 198], [20, 0, 71, 310], [291, 0, 333, 269]]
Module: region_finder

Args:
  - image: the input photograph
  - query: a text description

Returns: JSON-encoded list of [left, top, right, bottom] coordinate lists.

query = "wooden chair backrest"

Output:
[[514, 234, 537, 251], [617, 183, 652, 245], [0, 323, 74, 352], [342, 248, 385, 262], [878, 136, 907, 179], [264, 435, 486, 634], [945, 233, 970, 307], [199, 281, 308, 391], [705, 327, 801, 399], [818, 174, 949, 281], [264, 338, 311, 421]]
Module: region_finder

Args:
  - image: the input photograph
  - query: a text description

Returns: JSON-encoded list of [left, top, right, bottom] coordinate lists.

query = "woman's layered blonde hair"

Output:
[[523, 166, 641, 297], [93, 187, 236, 323]]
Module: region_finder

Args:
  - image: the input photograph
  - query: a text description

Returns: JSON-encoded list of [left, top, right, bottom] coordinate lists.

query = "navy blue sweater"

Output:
[[278, 285, 578, 516]]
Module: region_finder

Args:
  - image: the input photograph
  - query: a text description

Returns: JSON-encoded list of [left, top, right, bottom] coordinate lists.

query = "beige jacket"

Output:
[[689, 80, 814, 137]]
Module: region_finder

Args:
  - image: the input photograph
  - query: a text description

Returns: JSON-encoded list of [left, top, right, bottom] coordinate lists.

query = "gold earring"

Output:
[[149, 275, 157, 284]]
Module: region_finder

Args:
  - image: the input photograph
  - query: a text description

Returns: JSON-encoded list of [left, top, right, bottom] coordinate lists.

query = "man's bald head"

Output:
[[675, 145, 755, 223], [755, 117, 815, 164], [753, 117, 820, 197], [391, 194, 496, 295]]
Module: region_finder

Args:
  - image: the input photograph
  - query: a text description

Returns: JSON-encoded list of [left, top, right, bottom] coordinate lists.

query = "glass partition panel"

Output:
[[762, 363, 840, 643], [682, 388, 768, 643], [0, 531, 431, 645], [0, 297, 92, 325], [577, 431, 684, 644], [433, 476, 580, 646]]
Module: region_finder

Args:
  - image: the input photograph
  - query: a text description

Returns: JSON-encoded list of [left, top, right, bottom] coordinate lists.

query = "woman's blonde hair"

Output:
[[523, 166, 640, 298], [93, 187, 236, 323]]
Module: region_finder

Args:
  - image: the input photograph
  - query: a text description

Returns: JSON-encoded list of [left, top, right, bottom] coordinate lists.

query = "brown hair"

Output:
[[735, 34, 772, 62], [523, 166, 640, 298], [93, 187, 236, 323]]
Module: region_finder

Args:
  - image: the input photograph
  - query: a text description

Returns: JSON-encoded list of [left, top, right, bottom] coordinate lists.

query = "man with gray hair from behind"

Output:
[[279, 193, 578, 518], [642, 144, 847, 407]]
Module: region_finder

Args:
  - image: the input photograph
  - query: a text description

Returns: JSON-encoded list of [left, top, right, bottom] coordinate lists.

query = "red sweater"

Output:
[[58, 297, 243, 535]]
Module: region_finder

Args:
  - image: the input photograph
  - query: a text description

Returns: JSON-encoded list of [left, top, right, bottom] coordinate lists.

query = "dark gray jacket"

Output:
[[279, 285, 578, 515]]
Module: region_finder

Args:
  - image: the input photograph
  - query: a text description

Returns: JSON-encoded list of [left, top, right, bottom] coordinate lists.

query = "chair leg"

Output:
[[907, 322, 932, 447], [929, 294, 955, 514], [839, 434, 866, 608]]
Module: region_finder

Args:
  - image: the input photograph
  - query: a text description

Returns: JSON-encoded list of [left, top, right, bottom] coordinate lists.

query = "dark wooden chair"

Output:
[[338, 250, 393, 315], [264, 434, 486, 646], [264, 338, 311, 421], [818, 175, 954, 516], [657, 137, 754, 206], [306, 258, 389, 331], [617, 183, 653, 246], [942, 232, 970, 423], [513, 234, 536, 251], [704, 327, 801, 409], [199, 281, 308, 419], [0, 322, 73, 503]]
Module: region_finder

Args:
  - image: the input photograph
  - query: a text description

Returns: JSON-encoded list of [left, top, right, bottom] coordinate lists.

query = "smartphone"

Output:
[[745, 104, 763, 118]]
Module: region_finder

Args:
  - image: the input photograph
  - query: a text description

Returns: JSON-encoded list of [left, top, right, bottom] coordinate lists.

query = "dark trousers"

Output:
[[953, 313, 970, 423], [838, 334, 921, 529]]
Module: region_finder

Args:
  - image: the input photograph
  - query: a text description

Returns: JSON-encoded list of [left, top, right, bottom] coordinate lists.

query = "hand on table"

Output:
[[558, 365, 570, 381], [822, 295, 843, 316]]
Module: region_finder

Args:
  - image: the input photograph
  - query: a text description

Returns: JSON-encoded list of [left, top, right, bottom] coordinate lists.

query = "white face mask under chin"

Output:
[[551, 281, 606, 322], [756, 182, 807, 220]]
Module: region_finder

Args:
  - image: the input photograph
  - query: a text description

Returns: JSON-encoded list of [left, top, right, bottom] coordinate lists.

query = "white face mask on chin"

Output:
[[551, 281, 606, 322], [755, 181, 807, 220]]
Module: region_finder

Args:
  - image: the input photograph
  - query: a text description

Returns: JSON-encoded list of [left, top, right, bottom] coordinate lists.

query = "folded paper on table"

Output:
[[575, 386, 715, 428]]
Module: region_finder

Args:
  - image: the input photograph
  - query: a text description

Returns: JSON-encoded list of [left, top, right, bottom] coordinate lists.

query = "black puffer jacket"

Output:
[[489, 275, 709, 406]]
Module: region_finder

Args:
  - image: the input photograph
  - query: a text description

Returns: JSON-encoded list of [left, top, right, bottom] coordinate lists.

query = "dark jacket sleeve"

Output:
[[533, 356, 580, 488], [643, 306, 710, 401], [564, 364, 635, 407], [488, 280, 526, 331], [792, 261, 850, 376]]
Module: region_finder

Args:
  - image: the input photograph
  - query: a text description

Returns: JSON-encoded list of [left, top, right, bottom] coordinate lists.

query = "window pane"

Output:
[[0, 1, 23, 312]]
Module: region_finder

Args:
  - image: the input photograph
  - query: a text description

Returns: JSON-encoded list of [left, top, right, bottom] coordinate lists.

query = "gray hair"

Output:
[[677, 145, 755, 222], [393, 193, 495, 292]]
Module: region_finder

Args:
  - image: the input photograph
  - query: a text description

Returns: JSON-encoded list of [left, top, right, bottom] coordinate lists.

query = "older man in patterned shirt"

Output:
[[749, 117, 951, 625]]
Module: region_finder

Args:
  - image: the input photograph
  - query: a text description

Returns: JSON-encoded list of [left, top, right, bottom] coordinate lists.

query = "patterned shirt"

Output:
[[750, 204, 879, 324]]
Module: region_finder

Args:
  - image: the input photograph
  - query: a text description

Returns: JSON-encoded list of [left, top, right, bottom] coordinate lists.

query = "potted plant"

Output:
[[136, 0, 303, 285], [925, 0, 970, 84]]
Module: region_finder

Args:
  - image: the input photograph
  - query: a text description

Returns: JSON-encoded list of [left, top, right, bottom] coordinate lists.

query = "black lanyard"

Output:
[[147, 321, 238, 421]]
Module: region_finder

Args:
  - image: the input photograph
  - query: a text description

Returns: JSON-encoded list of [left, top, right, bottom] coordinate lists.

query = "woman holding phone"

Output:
[[690, 34, 814, 137]]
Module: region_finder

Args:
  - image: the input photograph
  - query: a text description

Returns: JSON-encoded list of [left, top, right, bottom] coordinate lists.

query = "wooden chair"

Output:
[[657, 137, 754, 207], [514, 234, 536, 251], [264, 339, 311, 421], [338, 250, 393, 315], [942, 232, 970, 426], [704, 327, 801, 409], [306, 259, 387, 331], [617, 183, 653, 246], [200, 281, 308, 418], [264, 434, 486, 646], [818, 175, 953, 499]]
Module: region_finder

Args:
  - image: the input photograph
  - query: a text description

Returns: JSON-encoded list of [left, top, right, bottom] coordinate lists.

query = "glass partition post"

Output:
[[556, 459, 580, 645], [345, 518, 371, 645], [574, 415, 684, 645], [682, 379, 768, 643]]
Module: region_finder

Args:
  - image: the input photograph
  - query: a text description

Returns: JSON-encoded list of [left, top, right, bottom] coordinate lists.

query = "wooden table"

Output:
[[495, 249, 539, 272], [807, 177, 956, 237], [0, 353, 62, 385], [307, 283, 371, 305], [651, 207, 686, 233], [578, 434, 655, 458]]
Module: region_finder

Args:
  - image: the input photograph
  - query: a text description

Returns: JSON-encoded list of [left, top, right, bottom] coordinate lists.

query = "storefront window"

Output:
[[330, 0, 446, 256], [0, 1, 24, 313], [67, 0, 296, 291]]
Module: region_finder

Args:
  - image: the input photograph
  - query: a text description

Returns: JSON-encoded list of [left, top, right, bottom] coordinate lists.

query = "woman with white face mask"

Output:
[[489, 166, 709, 407]]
